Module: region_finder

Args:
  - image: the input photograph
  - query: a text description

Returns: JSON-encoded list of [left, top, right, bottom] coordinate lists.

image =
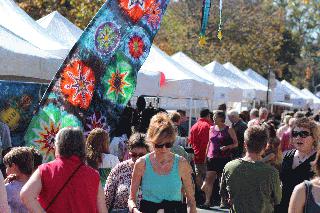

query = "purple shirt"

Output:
[[6, 181, 28, 213]]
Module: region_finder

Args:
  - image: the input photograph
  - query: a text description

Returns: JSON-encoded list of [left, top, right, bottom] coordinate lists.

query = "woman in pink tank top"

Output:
[[20, 127, 107, 213]]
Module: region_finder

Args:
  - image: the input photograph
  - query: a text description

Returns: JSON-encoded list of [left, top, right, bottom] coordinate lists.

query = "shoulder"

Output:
[[134, 154, 148, 170], [224, 159, 241, 169], [284, 149, 296, 159], [292, 182, 307, 196], [177, 155, 192, 173]]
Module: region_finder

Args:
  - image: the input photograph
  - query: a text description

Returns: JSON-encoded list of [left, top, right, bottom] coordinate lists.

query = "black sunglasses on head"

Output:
[[154, 142, 173, 149], [292, 131, 312, 138]]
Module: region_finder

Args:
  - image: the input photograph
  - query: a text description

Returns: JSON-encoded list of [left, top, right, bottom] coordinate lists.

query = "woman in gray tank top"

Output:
[[289, 148, 320, 213]]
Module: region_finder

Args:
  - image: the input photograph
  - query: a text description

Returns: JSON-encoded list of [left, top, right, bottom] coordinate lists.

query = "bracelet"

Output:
[[132, 207, 137, 213]]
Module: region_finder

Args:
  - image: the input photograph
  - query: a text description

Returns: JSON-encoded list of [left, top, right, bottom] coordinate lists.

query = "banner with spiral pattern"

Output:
[[24, 0, 170, 162]]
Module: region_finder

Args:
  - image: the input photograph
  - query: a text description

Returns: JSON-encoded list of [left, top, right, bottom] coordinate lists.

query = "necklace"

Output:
[[152, 154, 172, 170]]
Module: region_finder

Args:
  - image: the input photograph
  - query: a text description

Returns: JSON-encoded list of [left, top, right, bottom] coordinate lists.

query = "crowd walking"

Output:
[[1, 98, 320, 212]]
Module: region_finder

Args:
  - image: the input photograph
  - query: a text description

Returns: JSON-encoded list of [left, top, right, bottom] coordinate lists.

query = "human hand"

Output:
[[4, 174, 16, 184], [220, 146, 228, 152]]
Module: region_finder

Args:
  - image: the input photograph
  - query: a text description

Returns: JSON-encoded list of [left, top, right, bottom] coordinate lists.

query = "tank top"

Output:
[[207, 125, 233, 158], [304, 181, 320, 213], [141, 153, 182, 203], [38, 156, 100, 213]]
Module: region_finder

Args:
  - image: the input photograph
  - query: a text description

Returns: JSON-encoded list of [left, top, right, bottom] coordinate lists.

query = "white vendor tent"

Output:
[[301, 89, 320, 110], [244, 68, 286, 102], [0, 0, 68, 57], [281, 80, 312, 109], [140, 45, 214, 110], [223, 62, 268, 101], [205, 61, 255, 101], [171, 52, 243, 104], [134, 70, 161, 97], [37, 11, 83, 49], [0, 26, 63, 82]]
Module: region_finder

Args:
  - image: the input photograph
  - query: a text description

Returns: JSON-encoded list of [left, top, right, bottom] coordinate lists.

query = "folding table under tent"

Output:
[[223, 62, 268, 101], [0, 0, 69, 58], [171, 52, 243, 105]]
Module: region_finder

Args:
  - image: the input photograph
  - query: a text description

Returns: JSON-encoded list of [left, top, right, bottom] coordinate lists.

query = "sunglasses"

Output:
[[130, 152, 146, 158], [292, 131, 312, 138], [154, 142, 173, 149]]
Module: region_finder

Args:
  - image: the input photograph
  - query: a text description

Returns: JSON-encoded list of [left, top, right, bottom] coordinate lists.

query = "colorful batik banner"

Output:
[[24, 0, 170, 162], [0, 81, 47, 146]]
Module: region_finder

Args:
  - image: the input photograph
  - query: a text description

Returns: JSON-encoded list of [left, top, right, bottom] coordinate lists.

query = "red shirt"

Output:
[[38, 156, 100, 213], [188, 118, 212, 164]]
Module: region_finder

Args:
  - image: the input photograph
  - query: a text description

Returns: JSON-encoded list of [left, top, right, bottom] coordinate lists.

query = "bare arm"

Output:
[[227, 128, 238, 149], [128, 157, 145, 213], [288, 183, 305, 213], [20, 169, 45, 213], [179, 157, 197, 213], [97, 181, 107, 213]]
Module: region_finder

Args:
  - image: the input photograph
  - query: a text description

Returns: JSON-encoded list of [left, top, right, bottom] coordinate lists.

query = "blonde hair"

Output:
[[294, 117, 320, 147], [147, 112, 176, 145]]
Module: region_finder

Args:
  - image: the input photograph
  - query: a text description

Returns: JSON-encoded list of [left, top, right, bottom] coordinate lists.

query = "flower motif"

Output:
[[95, 22, 121, 56], [124, 26, 150, 65], [60, 60, 95, 109], [24, 103, 82, 162], [84, 111, 110, 137], [118, 0, 154, 23], [101, 53, 135, 105]]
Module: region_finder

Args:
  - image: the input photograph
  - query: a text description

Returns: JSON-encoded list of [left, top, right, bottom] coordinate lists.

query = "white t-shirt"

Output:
[[99, 153, 120, 169], [109, 134, 128, 160]]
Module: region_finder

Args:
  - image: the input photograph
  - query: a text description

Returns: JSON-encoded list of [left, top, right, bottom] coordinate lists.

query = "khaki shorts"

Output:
[[194, 163, 206, 179]]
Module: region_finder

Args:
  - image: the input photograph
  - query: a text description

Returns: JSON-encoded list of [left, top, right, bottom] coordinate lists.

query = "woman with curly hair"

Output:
[[86, 128, 119, 187]]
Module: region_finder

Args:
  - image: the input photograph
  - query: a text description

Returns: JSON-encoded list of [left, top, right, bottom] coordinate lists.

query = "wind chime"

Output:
[[199, 0, 223, 46]]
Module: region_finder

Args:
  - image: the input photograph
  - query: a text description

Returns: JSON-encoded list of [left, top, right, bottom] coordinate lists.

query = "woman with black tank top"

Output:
[[275, 118, 319, 213]]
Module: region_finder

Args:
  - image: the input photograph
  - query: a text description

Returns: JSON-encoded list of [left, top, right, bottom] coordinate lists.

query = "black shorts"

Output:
[[206, 157, 231, 173]]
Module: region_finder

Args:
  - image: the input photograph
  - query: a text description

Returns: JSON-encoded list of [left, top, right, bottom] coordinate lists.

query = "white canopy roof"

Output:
[[205, 61, 256, 101], [37, 11, 83, 49], [281, 80, 311, 108], [223, 62, 268, 100], [244, 68, 286, 102], [0, 26, 63, 81], [301, 89, 320, 110], [0, 0, 68, 57], [171, 52, 243, 104], [140, 46, 214, 100]]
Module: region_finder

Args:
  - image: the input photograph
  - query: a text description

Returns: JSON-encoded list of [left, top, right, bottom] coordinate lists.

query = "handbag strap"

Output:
[[45, 163, 83, 211]]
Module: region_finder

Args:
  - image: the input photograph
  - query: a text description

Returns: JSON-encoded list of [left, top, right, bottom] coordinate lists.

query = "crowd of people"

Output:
[[1, 96, 320, 213]]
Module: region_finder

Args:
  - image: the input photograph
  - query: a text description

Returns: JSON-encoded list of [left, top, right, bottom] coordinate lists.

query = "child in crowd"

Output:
[[4, 147, 34, 213]]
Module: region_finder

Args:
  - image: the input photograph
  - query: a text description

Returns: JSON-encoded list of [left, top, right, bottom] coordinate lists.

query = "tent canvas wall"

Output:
[[0, 26, 63, 82], [171, 52, 243, 104], [301, 89, 320, 110]]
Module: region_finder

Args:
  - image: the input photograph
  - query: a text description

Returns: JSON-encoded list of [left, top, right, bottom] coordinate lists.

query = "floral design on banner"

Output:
[[24, 103, 82, 162], [118, 0, 154, 23], [124, 26, 151, 64], [95, 22, 121, 55], [61, 60, 95, 109], [84, 111, 111, 137], [143, 0, 163, 31], [102, 53, 135, 105]]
